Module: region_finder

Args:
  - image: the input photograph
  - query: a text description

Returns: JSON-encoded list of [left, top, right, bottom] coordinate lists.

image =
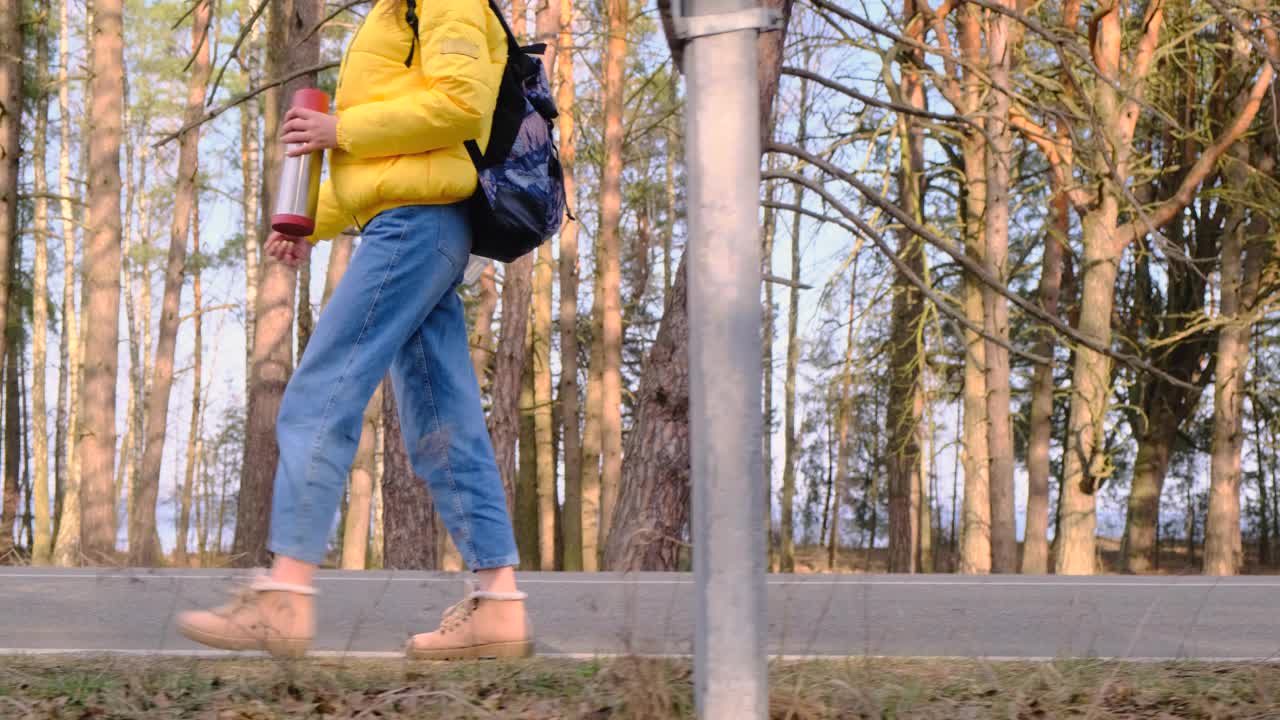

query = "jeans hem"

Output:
[[470, 553, 521, 571], [267, 541, 327, 566]]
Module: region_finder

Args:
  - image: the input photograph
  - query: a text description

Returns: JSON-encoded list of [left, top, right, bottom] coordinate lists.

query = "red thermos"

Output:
[[271, 88, 331, 236]]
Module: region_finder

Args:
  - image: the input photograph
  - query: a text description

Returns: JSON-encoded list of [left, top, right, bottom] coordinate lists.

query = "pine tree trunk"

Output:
[[531, 0, 561, 566], [490, 256, 534, 516], [983, 0, 1017, 574], [342, 388, 380, 569], [779, 164, 804, 574], [597, 0, 628, 563], [761, 183, 777, 571], [175, 206, 205, 567], [240, 0, 261, 399], [234, 0, 320, 566], [516, 337, 538, 567], [470, 263, 499, 388], [133, 0, 211, 567], [52, 0, 81, 566], [1022, 191, 1065, 574], [79, 0, 126, 563], [31, 6, 54, 563], [1205, 152, 1266, 576], [0, 0, 22, 404], [602, 258, 689, 570], [611, 0, 795, 571], [1055, 208, 1119, 574], [533, 247, 556, 569], [370, 414, 385, 569], [381, 384, 438, 569], [556, 0, 583, 571], [830, 259, 857, 571], [2, 323, 20, 556], [1254, 365, 1272, 567], [957, 3, 990, 575], [581, 263, 604, 570], [885, 14, 925, 573]]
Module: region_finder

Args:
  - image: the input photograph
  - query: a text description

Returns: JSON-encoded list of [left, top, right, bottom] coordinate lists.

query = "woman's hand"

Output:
[[281, 107, 339, 156], [266, 231, 314, 267]]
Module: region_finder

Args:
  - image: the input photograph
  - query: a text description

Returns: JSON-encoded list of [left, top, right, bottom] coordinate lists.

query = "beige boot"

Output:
[[176, 576, 315, 659], [408, 583, 534, 660]]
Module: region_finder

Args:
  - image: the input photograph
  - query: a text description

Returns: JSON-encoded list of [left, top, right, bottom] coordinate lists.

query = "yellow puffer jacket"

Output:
[[311, 0, 509, 241]]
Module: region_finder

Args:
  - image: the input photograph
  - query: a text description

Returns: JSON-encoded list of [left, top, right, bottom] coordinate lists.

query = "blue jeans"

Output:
[[267, 203, 520, 570]]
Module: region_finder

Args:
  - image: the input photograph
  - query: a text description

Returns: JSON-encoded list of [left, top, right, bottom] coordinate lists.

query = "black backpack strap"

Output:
[[465, 139, 484, 166]]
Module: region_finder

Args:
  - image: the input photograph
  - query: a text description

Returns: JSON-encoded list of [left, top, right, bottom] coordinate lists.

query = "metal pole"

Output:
[[683, 0, 767, 715]]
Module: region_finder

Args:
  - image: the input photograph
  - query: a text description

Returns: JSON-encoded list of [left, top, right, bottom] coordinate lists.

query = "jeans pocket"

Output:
[[432, 204, 471, 274]]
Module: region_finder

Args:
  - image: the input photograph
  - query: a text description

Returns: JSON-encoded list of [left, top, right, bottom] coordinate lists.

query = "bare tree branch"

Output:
[[765, 170, 1053, 367], [154, 61, 340, 148], [768, 142, 1200, 390]]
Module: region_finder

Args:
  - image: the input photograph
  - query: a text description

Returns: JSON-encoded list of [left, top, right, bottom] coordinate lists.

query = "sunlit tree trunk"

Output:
[[31, 4, 54, 564], [52, 0, 81, 566], [79, 0, 126, 563], [532, 0, 560, 566], [132, 0, 211, 567], [983, 0, 1017, 574], [0, 0, 22, 400], [556, 0, 583, 571], [1205, 148, 1269, 575], [596, 0, 628, 563], [580, 263, 603, 570], [174, 206, 206, 567], [234, 0, 321, 566]]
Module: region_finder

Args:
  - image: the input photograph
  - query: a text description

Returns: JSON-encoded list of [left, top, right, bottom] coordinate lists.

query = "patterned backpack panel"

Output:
[[465, 5, 567, 263]]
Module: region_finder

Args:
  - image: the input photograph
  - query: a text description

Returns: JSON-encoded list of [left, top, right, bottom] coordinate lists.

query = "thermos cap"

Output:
[[292, 88, 330, 113]]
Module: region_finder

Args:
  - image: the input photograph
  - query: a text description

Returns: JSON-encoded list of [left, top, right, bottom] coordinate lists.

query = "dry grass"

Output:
[[3, 655, 1280, 719]]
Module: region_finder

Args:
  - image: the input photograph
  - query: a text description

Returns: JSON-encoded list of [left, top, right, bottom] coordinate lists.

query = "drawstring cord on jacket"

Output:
[[404, 0, 419, 67]]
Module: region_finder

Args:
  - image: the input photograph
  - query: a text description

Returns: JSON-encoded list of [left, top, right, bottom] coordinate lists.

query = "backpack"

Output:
[[462, 0, 569, 263]]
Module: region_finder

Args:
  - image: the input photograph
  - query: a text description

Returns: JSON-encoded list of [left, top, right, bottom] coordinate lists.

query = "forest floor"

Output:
[[3, 655, 1280, 719]]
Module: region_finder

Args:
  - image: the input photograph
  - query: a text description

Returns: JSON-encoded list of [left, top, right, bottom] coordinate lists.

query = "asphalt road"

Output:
[[2, 568, 1279, 660]]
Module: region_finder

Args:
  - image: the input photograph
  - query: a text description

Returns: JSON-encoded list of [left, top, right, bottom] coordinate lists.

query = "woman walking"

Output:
[[176, 0, 531, 660]]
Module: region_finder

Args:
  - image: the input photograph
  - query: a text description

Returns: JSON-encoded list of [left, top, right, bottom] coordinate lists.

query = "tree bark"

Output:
[[610, 0, 794, 569], [983, 0, 1017, 574], [778, 72, 811, 574], [556, 0, 583, 571], [597, 0, 628, 563], [239, 0, 261, 401], [957, 1, 990, 575], [490, 256, 534, 517], [79, 0, 126, 563], [1205, 151, 1268, 575], [52, 0, 81, 567], [381, 384, 438, 569], [530, 0, 559, 566], [1022, 191, 1066, 574], [761, 181, 777, 571], [175, 205, 206, 567], [581, 262, 604, 570], [233, 0, 320, 566], [886, 4, 926, 573], [342, 387, 380, 569], [296, 255, 313, 358], [603, 259, 689, 570], [516, 340, 538, 566], [470, 263, 499, 388], [2, 318, 20, 556], [779, 200, 802, 572], [830, 257, 858, 571], [0, 0, 22, 406], [31, 3, 54, 564], [133, 0, 211, 567]]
